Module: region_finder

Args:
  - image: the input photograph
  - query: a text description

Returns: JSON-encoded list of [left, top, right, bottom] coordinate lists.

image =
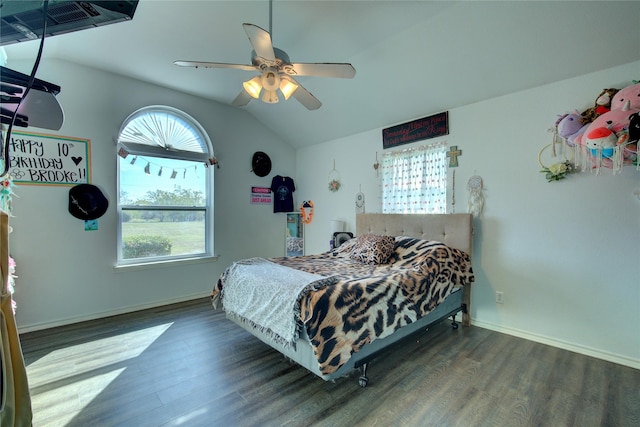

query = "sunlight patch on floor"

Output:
[[31, 367, 127, 427], [167, 407, 210, 426], [26, 322, 173, 387], [27, 322, 173, 393]]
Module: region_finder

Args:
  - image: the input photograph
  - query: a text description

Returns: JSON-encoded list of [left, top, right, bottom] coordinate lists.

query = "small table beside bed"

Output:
[[211, 213, 474, 387]]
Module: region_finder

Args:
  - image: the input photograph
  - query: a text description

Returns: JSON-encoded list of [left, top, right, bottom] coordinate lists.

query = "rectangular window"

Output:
[[381, 142, 447, 214], [118, 156, 209, 264]]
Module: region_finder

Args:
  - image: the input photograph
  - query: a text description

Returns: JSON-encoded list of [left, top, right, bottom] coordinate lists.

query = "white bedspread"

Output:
[[220, 257, 337, 348]]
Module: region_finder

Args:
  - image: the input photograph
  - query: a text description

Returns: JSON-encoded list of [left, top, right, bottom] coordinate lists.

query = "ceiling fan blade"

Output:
[[232, 90, 253, 107], [289, 63, 356, 79], [243, 23, 276, 61], [291, 80, 322, 110], [174, 60, 256, 72]]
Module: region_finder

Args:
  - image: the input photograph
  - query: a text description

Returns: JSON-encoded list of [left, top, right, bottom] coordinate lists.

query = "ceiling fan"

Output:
[[173, 1, 355, 110]]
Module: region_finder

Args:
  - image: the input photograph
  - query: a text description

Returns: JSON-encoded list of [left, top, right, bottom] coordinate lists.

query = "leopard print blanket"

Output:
[[213, 236, 474, 376]]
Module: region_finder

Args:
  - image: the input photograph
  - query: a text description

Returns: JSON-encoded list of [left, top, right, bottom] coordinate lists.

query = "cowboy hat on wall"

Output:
[[68, 184, 109, 220]]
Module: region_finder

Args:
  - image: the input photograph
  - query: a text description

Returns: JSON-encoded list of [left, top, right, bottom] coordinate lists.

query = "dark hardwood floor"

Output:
[[19, 298, 640, 427]]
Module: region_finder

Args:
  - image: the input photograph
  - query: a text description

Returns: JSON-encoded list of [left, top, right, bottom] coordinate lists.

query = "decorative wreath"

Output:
[[538, 143, 575, 182], [328, 178, 341, 192], [328, 160, 341, 192]]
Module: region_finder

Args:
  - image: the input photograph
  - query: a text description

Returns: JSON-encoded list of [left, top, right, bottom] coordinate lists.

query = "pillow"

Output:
[[349, 234, 395, 265]]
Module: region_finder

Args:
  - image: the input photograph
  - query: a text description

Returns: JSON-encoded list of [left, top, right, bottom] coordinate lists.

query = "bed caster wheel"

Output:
[[451, 321, 459, 330], [359, 376, 369, 388], [358, 363, 369, 387]]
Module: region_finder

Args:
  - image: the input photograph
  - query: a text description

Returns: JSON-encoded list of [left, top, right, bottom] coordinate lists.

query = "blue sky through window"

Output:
[[119, 155, 206, 203]]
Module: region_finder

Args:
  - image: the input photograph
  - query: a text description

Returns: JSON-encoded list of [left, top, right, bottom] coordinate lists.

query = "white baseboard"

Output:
[[18, 293, 210, 334], [472, 318, 640, 370]]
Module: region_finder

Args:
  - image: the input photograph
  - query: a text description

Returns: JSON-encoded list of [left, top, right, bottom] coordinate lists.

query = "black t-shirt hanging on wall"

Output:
[[270, 175, 295, 213]]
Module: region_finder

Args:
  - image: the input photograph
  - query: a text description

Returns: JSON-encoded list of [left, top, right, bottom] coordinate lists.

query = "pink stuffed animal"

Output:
[[575, 82, 640, 149], [610, 82, 640, 111], [572, 82, 639, 170], [574, 104, 638, 147]]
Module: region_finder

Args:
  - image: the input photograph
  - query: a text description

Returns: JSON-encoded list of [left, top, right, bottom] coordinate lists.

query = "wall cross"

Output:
[[446, 145, 462, 167]]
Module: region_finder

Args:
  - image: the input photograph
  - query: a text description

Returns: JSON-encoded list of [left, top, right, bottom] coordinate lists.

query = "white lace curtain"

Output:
[[381, 141, 448, 213]]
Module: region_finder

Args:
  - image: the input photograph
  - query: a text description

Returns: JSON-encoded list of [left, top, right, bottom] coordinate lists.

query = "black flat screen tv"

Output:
[[0, 1, 139, 46]]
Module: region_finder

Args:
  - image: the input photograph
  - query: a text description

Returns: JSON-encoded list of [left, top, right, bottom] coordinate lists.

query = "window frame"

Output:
[[115, 105, 215, 267]]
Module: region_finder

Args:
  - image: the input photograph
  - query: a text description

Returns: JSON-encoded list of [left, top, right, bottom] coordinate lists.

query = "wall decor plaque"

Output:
[[8, 130, 91, 186], [382, 111, 448, 149]]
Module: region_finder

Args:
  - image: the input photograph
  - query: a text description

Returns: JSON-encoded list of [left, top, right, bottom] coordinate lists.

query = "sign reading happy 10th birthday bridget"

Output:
[[8, 130, 91, 186]]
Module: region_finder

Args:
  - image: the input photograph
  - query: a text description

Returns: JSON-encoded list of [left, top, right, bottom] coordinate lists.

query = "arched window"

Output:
[[116, 106, 214, 265]]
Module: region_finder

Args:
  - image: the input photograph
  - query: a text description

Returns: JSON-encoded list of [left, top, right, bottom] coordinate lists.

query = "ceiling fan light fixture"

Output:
[[279, 76, 299, 100], [262, 89, 279, 104], [243, 76, 262, 99], [261, 70, 281, 91]]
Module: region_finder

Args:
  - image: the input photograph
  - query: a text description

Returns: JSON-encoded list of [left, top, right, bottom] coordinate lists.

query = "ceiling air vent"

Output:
[[48, 2, 99, 23]]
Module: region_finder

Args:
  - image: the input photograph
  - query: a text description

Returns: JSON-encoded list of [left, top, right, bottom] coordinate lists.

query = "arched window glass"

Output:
[[116, 106, 214, 265]]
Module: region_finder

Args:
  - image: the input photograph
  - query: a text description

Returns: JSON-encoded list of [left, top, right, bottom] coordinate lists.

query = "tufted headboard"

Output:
[[356, 213, 473, 256]]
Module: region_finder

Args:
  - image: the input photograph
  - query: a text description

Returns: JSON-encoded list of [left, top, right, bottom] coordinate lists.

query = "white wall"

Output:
[[9, 59, 296, 330], [295, 61, 640, 369]]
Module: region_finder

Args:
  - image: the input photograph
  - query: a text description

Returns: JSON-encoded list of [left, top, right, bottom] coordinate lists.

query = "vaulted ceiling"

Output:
[[3, 1, 639, 149]]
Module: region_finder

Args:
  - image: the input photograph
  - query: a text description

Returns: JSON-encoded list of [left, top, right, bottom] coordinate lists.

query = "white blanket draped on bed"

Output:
[[220, 257, 337, 348]]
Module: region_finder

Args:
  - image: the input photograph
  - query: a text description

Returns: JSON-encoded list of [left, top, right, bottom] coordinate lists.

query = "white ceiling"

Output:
[[3, 1, 639, 149]]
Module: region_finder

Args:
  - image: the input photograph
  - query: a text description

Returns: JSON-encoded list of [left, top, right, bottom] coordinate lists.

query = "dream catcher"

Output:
[[328, 159, 341, 192], [355, 185, 365, 213], [467, 175, 485, 217]]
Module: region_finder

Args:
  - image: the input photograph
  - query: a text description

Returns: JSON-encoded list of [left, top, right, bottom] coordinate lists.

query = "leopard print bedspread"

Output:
[[213, 236, 474, 376]]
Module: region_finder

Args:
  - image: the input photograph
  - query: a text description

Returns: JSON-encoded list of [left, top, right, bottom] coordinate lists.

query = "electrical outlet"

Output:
[[495, 291, 504, 304]]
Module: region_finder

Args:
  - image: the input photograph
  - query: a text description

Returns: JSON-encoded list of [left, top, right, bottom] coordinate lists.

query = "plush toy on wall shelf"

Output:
[[628, 112, 640, 144], [609, 81, 640, 110], [556, 111, 589, 146], [579, 88, 619, 125], [572, 81, 640, 172], [548, 81, 640, 176], [584, 127, 618, 157]]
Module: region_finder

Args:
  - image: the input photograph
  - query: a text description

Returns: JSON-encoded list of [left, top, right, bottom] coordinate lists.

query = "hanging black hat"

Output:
[[251, 151, 272, 177], [68, 184, 109, 220]]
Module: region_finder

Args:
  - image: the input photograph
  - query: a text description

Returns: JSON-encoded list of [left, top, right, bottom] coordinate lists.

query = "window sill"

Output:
[[114, 255, 219, 272]]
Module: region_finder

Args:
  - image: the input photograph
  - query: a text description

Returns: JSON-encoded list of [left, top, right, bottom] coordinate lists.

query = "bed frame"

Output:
[[228, 213, 474, 386]]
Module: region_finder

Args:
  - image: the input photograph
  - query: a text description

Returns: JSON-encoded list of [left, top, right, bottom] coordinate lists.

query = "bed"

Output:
[[211, 213, 474, 387]]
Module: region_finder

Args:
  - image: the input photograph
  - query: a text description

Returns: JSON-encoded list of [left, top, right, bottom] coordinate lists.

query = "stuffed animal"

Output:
[[576, 82, 640, 144], [625, 112, 640, 162], [573, 100, 640, 169], [628, 112, 640, 143], [580, 88, 619, 124], [584, 127, 618, 157], [556, 111, 589, 146], [610, 81, 640, 111], [575, 102, 639, 145]]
